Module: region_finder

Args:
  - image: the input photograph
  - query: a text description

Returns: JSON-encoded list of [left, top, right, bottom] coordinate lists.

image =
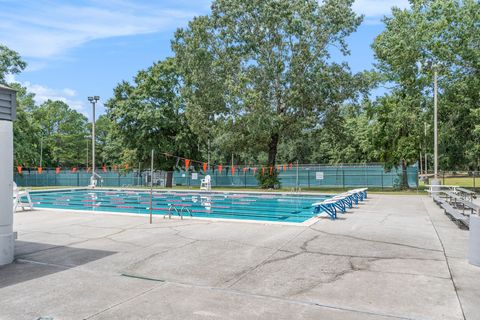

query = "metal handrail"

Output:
[[165, 204, 192, 220]]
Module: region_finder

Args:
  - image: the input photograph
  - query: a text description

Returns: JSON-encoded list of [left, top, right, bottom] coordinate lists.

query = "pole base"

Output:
[[469, 215, 480, 267], [0, 232, 14, 266]]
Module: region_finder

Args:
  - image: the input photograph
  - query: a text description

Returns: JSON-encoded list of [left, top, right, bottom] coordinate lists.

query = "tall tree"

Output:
[[0, 45, 26, 83], [9, 83, 39, 166], [173, 0, 364, 168], [106, 58, 200, 186], [371, 0, 480, 185], [32, 100, 88, 167]]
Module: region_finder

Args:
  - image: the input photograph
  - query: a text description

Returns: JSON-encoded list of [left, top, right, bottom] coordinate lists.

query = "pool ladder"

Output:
[[165, 204, 193, 220]]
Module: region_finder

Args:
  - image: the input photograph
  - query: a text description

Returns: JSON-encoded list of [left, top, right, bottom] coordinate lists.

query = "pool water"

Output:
[[28, 189, 329, 223]]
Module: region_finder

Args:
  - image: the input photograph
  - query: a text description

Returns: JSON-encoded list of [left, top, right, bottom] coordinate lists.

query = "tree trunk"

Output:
[[166, 171, 173, 188], [401, 160, 409, 189], [267, 132, 279, 166]]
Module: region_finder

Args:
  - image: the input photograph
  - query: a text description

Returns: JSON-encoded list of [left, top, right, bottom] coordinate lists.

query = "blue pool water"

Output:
[[28, 189, 329, 223]]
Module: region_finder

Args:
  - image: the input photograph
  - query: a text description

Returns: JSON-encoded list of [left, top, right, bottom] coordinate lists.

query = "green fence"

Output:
[[173, 164, 418, 189], [14, 164, 418, 189]]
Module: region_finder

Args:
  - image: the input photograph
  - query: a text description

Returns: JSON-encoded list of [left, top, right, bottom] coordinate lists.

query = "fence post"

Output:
[[342, 169, 345, 190], [474, 171, 476, 192], [77, 172, 80, 186], [244, 170, 247, 188], [307, 170, 310, 188], [381, 171, 384, 190]]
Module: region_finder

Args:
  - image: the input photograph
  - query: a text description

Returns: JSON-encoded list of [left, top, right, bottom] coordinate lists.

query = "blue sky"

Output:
[[0, 0, 409, 119]]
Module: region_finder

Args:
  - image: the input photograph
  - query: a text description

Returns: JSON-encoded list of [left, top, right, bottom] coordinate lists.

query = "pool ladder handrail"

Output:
[[165, 204, 193, 220]]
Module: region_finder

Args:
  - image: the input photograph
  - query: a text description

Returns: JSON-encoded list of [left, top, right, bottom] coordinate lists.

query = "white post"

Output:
[[0, 121, 14, 265], [433, 68, 438, 180]]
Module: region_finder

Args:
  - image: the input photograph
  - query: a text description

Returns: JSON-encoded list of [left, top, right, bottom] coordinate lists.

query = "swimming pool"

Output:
[[28, 189, 330, 223]]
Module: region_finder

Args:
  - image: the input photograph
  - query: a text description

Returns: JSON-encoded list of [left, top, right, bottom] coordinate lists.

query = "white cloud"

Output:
[[353, 0, 410, 23], [0, 0, 200, 59], [7, 75, 89, 116]]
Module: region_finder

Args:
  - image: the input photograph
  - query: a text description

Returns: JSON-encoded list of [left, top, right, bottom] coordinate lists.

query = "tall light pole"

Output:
[[88, 96, 100, 186]]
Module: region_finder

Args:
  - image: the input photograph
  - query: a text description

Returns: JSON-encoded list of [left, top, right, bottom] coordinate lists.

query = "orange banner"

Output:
[[185, 159, 190, 170], [262, 167, 265, 175], [16, 166, 22, 174], [72, 167, 77, 173], [231, 165, 235, 176], [253, 167, 257, 175], [269, 166, 273, 175], [203, 162, 207, 172], [55, 167, 61, 174], [218, 164, 223, 173], [37, 167, 43, 174]]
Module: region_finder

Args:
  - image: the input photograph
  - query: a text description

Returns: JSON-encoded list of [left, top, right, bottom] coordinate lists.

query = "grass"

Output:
[[419, 176, 479, 189]]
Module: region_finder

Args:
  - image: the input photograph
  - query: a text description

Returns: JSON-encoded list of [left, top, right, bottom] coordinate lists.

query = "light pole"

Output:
[[421, 61, 439, 184], [88, 96, 100, 186]]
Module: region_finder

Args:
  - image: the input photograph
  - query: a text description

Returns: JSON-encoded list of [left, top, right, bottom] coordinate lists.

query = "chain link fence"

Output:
[[14, 163, 418, 189]]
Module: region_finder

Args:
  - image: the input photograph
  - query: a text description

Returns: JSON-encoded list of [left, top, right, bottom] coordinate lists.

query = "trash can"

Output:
[[469, 215, 480, 267]]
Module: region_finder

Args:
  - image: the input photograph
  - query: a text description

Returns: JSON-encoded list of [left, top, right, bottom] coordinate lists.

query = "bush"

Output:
[[256, 169, 281, 189]]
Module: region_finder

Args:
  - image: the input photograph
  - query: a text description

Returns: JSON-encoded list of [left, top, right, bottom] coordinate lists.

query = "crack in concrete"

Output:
[[309, 228, 443, 253]]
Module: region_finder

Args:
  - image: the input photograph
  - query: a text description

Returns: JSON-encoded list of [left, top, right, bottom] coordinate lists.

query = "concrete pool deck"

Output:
[[1, 194, 479, 319]]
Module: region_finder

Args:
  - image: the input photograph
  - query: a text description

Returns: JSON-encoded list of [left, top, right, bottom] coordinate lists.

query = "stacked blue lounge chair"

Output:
[[311, 188, 368, 220]]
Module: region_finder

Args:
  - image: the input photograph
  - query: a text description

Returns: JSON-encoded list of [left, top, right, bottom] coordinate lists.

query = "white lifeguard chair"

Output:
[[13, 182, 33, 211], [200, 175, 211, 191]]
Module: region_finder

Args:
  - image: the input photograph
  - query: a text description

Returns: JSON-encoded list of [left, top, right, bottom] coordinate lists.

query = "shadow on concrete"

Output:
[[0, 241, 116, 289]]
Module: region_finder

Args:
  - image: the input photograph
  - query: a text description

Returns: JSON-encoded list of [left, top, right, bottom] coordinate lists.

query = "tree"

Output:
[[9, 83, 39, 166], [32, 100, 88, 167], [173, 0, 365, 170], [371, 0, 480, 185], [105, 58, 200, 186], [0, 45, 26, 83]]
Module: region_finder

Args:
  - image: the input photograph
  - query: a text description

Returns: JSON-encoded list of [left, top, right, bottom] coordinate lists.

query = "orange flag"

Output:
[[55, 167, 61, 174], [283, 165, 287, 171], [262, 167, 265, 175], [16, 166, 22, 174], [231, 165, 235, 176], [269, 166, 273, 175], [253, 167, 257, 175], [72, 167, 77, 173], [184, 159, 190, 170], [37, 167, 43, 174], [218, 164, 223, 173], [289, 163, 293, 169], [243, 167, 247, 174], [203, 162, 207, 172]]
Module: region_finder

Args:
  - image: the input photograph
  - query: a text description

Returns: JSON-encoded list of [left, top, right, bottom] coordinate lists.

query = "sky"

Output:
[[0, 0, 409, 120]]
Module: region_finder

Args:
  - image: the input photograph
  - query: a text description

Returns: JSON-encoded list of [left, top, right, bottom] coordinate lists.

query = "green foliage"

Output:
[[370, 0, 480, 185], [32, 100, 88, 167], [10, 83, 39, 165], [105, 58, 200, 170], [256, 170, 281, 189], [0, 45, 26, 83], [173, 0, 366, 167]]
